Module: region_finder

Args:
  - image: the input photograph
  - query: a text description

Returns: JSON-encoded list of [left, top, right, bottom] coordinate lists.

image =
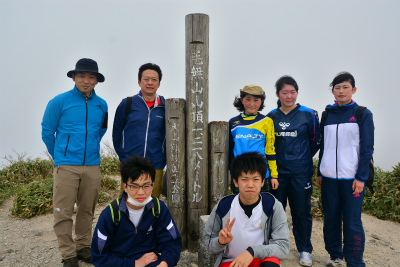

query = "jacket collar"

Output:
[[73, 86, 96, 100], [327, 100, 356, 111], [137, 90, 164, 107]]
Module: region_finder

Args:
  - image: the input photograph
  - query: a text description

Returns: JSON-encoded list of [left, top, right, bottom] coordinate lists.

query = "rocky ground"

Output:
[[1, 195, 399, 267]]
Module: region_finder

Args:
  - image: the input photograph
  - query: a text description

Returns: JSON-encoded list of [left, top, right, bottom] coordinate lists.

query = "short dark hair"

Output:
[[138, 63, 162, 82], [120, 155, 156, 184], [330, 72, 355, 89], [275, 75, 298, 108], [230, 152, 267, 182], [233, 91, 265, 112]]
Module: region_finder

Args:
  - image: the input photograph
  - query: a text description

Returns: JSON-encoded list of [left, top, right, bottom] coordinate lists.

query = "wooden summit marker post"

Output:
[[185, 13, 209, 252], [166, 98, 187, 249], [208, 122, 229, 212]]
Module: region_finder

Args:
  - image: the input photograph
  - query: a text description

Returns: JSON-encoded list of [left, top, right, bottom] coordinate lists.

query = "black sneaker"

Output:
[[62, 257, 79, 267], [76, 247, 92, 263]]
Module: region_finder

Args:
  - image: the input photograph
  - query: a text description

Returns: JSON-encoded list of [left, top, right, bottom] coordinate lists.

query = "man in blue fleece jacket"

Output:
[[41, 58, 108, 267], [91, 155, 182, 267]]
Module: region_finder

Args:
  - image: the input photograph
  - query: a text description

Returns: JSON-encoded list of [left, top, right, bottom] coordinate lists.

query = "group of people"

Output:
[[41, 58, 374, 267], [224, 74, 374, 267]]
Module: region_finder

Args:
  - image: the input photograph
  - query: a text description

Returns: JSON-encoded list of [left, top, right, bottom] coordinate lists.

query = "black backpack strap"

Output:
[[267, 209, 274, 242], [109, 199, 121, 227], [123, 96, 133, 127], [355, 106, 375, 194], [152, 197, 160, 219], [355, 106, 366, 125], [321, 109, 328, 126]]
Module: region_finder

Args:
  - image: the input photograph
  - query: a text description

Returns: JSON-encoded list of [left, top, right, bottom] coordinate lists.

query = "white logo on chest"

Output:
[[279, 122, 290, 130]]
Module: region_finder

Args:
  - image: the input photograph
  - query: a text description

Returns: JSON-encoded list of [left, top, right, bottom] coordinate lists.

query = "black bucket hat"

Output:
[[67, 58, 105, 83]]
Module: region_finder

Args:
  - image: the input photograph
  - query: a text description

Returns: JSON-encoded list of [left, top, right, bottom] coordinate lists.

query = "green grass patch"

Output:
[[1, 155, 121, 218], [10, 178, 54, 218], [311, 159, 400, 223]]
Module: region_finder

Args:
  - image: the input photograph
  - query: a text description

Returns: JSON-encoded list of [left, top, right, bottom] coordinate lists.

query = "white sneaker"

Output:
[[326, 256, 342, 267], [299, 252, 312, 266]]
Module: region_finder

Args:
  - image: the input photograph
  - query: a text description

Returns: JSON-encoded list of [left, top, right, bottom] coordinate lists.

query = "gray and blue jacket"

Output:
[[41, 86, 108, 166], [203, 193, 290, 267]]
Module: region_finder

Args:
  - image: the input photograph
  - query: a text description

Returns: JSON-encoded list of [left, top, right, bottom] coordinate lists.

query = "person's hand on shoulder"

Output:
[[230, 250, 253, 267], [135, 252, 158, 267], [218, 217, 236, 245]]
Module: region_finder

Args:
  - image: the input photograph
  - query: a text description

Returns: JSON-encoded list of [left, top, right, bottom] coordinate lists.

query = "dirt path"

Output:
[[1, 197, 399, 267]]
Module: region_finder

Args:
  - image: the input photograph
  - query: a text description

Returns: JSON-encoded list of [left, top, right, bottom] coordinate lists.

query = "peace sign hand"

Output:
[[218, 217, 236, 245]]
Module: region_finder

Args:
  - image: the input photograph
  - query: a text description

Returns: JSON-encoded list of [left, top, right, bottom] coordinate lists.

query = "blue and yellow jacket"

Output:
[[91, 192, 182, 267], [41, 86, 108, 166], [267, 104, 320, 177], [229, 113, 278, 178]]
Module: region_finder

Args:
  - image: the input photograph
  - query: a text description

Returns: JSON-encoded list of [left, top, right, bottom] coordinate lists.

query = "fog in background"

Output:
[[1, 0, 399, 170]]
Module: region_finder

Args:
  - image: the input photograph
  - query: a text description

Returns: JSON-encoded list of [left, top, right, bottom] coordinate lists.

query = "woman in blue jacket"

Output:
[[317, 72, 374, 267], [267, 76, 320, 267]]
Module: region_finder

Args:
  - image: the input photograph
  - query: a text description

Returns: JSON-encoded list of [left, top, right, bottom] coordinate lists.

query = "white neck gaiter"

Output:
[[127, 194, 152, 208]]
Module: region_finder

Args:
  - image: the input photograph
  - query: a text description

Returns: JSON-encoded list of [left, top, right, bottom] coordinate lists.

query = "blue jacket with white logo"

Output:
[[267, 104, 320, 177], [317, 101, 374, 182], [91, 193, 182, 267], [41, 87, 108, 166], [112, 92, 166, 169]]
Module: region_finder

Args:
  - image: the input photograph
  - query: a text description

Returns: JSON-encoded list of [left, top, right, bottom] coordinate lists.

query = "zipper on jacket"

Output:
[[83, 98, 88, 165], [64, 135, 70, 156], [127, 206, 152, 234], [335, 108, 341, 179], [144, 109, 151, 157]]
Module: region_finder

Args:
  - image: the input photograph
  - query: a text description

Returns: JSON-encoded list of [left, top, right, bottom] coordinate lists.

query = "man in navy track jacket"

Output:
[[91, 155, 182, 267], [113, 63, 166, 198]]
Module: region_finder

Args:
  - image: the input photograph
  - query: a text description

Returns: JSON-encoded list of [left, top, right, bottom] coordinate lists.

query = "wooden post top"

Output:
[[185, 13, 209, 44]]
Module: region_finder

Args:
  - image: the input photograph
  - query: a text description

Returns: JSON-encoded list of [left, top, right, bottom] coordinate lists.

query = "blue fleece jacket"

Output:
[[41, 87, 108, 166], [91, 193, 182, 267]]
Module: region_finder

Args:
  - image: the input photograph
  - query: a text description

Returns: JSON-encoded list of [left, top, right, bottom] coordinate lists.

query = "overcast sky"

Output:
[[1, 0, 399, 171]]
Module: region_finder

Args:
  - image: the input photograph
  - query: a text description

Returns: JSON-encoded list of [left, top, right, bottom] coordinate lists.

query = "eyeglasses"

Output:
[[126, 183, 153, 192]]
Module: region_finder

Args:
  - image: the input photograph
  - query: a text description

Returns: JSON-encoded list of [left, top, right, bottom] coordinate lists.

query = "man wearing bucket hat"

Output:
[[42, 58, 108, 267]]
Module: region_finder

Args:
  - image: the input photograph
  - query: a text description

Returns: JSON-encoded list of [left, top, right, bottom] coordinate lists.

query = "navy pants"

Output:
[[321, 178, 365, 267], [272, 174, 313, 253]]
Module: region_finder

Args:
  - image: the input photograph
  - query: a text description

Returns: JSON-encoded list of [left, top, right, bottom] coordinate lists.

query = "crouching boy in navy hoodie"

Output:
[[204, 152, 290, 267], [91, 155, 182, 267]]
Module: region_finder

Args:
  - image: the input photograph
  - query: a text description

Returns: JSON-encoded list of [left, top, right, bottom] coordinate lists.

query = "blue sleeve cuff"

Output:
[[246, 247, 254, 257]]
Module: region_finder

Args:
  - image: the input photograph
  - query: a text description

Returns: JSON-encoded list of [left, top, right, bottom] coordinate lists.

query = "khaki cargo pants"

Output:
[[53, 165, 101, 260]]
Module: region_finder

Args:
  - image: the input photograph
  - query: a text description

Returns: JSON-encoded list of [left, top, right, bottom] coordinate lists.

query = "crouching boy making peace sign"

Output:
[[204, 152, 290, 267]]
